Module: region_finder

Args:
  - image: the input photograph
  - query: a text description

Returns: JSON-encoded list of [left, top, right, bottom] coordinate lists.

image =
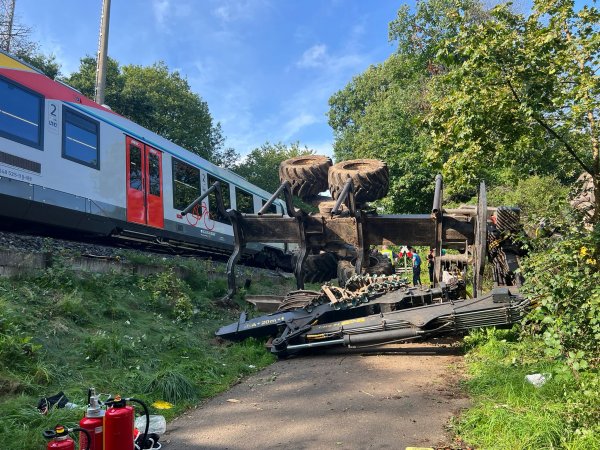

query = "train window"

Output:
[[0, 76, 43, 149], [236, 188, 254, 213], [207, 174, 231, 224], [129, 144, 142, 190], [172, 159, 199, 211], [62, 107, 99, 169], [261, 199, 278, 214], [148, 153, 160, 196]]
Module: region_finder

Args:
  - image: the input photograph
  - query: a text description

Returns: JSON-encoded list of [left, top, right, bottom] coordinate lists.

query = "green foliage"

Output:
[[0, 300, 41, 377], [458, 330, 600, 449], [328, 0, 486, 212], [64, 57, 238, 166], [328, 53, 437, 212], [521, 225, 600, 372], [428, 0, 596, 202], [487, 175, 570, 232], [83, 330, 136, 364], [139, 269, 193, 321], [145, 369, 197, 403], [16, 51, 61, 79], [0, 255, 289, 449], [389, 0, 486, 60], [234, 141, 312, 193]]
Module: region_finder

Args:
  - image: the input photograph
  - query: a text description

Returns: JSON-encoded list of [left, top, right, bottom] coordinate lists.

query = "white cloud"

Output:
[[152, 0, 170, 27], [297, 44, 328, 68], [152, 0, 193, 31], [282, 113, 319, 140], [296, 43, 366, 73], [212, 0, 270, 23]]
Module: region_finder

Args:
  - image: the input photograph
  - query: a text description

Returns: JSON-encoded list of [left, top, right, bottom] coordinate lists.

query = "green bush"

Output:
[[458, 331, 599, 449], [488, 175, 569, 231], [83, 330, 135, 364], [521, 226, 600, 371], [139, 269, 193, 321]]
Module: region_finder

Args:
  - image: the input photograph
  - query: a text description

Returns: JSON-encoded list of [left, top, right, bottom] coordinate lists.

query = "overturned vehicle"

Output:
[[181, 156, 528, 356]]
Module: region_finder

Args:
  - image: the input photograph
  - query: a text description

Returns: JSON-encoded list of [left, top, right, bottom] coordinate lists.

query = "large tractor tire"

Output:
[[279, 155, 332, 199], [366, 251, 394, 276], [337, 260, 355, 287], [328, 159, 389, 203], [337, 252, 394, 287], [292, 251, 338, 283]]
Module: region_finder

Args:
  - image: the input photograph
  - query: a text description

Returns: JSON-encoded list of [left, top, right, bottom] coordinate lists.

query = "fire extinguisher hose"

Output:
[[72, 427, 92, 450], [126, 397, 150, 449]]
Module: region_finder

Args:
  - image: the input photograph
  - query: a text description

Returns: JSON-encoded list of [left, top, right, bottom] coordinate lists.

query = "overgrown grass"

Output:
[[0, 256, 296, 449], [455, 328, 600, 450]]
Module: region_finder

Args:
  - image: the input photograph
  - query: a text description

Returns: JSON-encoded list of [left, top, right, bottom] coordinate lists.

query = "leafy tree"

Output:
[[16, 51, 60, 78], [328, 0, 483, 213], [428, 0, 597, 207], [234, 142, 312, 193], [65, 57, 237, 165], [329, 55, 436, 212]]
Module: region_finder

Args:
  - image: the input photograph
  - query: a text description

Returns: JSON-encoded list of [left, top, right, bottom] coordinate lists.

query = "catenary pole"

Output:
[[95, 0, 111, 105]]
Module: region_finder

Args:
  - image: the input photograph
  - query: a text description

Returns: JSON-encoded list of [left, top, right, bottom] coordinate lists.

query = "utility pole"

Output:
[[95, 0, 111, 105]]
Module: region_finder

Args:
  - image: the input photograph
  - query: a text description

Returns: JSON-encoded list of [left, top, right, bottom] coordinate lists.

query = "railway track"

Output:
[[0, 225, 232, 265]]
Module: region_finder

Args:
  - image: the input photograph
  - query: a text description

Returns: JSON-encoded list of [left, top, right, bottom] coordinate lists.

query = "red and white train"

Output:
[[0, 50, 286, 261]]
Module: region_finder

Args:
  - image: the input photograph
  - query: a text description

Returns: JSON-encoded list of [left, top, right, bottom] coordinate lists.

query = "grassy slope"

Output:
[[455, 329, 600, 450], [0, 256, 297, 449]]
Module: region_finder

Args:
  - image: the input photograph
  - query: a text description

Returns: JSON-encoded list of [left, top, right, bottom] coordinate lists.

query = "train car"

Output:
[[0, 50, 287, 263]]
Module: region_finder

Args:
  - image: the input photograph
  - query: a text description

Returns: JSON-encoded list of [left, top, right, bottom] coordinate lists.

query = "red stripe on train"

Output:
[[0, 68, 117, 115]]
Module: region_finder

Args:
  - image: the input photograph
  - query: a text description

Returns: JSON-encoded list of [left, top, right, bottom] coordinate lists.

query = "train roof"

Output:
[[0, 50, 280, 202]]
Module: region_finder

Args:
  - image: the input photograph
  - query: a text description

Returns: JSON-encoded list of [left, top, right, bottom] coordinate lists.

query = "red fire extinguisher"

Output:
[[43, 425, 91, 450], [79, 388, 105, 450], [104, 395, 150, 450]]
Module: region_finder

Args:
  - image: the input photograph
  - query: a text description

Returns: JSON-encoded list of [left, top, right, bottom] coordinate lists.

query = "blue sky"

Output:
[[15, 0, 405, 158]]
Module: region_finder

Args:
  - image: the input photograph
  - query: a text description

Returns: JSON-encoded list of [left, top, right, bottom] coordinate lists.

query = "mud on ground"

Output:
[[164, 339, 469, 450]]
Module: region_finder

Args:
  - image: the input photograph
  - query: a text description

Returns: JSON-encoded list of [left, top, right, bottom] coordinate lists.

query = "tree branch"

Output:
[[505, 77, 594, 176]]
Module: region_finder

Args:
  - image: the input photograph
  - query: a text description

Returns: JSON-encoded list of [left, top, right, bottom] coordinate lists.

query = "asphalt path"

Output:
[[163, 341, 469, 450]]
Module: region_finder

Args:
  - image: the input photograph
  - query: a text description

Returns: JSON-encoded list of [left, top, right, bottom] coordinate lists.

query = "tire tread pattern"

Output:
[[328, 159, 389, 203], [279, 156, 332, 199]]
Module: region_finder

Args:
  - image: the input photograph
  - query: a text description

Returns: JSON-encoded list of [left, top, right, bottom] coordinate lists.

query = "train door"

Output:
[[126, 136, 164, 228]]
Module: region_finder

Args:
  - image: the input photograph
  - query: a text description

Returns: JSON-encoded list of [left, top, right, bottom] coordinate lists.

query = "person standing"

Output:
[[427, 248, 435, 285], [380, 245, 396, 269], [408, 246, 422, 286]]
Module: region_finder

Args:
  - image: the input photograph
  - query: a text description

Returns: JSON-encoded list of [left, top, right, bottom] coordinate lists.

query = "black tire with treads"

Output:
[[292, 252, 338, 283], [279, 155, 332, 199], [328, 159, 389, 203], [337, 252, 394, 287], [365, 251, 394, 276], [337, 260, 355, 287]]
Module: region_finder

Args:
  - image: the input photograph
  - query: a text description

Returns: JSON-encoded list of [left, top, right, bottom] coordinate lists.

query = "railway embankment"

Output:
[[0, 234, 295, 450], [0, 230, 291, 281]]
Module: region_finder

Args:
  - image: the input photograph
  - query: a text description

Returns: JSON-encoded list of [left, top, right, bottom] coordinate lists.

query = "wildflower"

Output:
[[579, 247, 589, 257], [152, 400, 173, 409]]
